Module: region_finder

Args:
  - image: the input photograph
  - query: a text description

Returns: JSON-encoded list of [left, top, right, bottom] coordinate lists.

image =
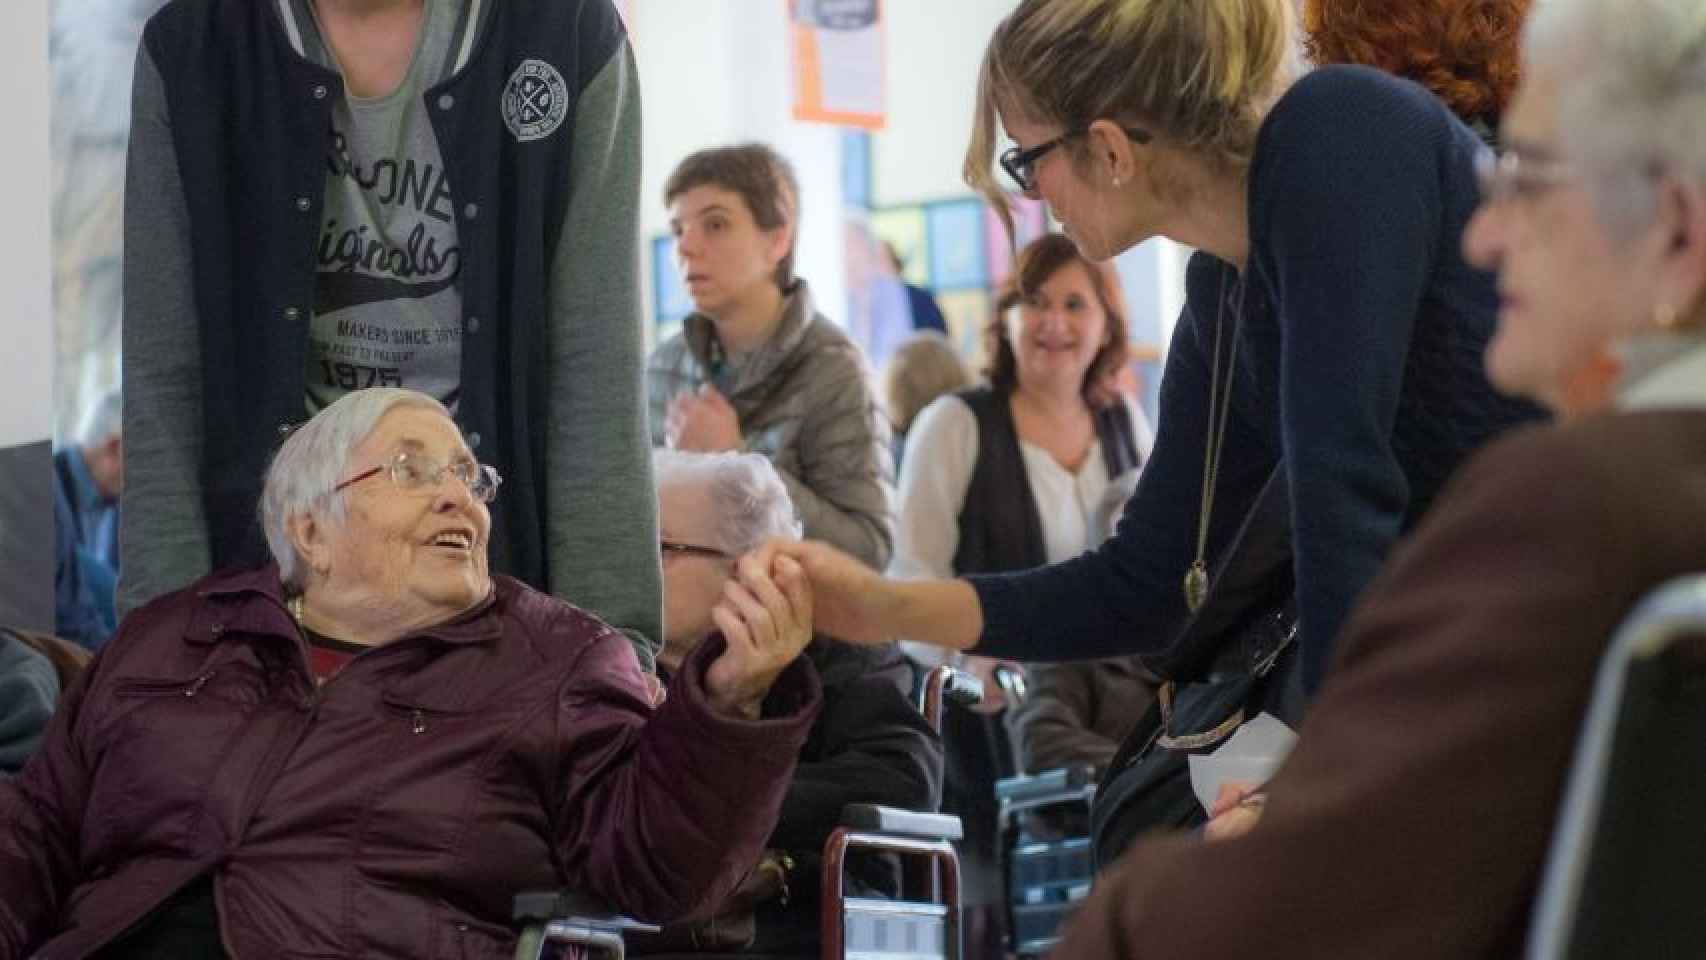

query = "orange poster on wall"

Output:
[[789, 0, 886, 130]]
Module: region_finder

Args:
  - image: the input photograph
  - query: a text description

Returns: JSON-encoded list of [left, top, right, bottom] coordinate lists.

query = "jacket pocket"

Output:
[[379, 691, 476, 736], [84, 666, 266, 860]]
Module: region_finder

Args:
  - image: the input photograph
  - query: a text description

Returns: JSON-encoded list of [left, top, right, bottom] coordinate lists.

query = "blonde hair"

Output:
[[883, 334, 973, 435], [965, 0, 1297, 237]]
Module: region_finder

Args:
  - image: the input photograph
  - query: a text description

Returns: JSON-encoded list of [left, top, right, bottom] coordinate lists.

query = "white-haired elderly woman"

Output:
[[646, 450, 939, 955], [1016, 2, 1706, 957], [0, 388, 823, 960]]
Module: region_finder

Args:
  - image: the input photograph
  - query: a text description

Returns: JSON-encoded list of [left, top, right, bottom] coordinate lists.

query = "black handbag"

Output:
[[1089, 466, 1303, 868]]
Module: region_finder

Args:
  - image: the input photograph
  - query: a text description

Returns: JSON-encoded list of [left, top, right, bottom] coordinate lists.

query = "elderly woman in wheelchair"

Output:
[[0, 388, 821, 960]]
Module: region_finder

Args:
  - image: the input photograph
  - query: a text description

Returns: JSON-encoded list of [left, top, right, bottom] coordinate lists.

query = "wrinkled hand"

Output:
[[641, 671, 667, 709], [667, 385, 743, 452], [960, 655, 1026, 714], [1203, 782, 1266, 842], [704, 554, 814, 719], [749, 538, 895, 646]]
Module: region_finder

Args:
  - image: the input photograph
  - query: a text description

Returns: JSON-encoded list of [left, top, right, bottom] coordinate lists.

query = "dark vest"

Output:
[[141, 0, 622, 589], [952, 386, 1142, 576]]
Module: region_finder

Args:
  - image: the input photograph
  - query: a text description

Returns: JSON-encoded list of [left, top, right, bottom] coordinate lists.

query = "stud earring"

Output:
[[1656, 302, 1680, 329]]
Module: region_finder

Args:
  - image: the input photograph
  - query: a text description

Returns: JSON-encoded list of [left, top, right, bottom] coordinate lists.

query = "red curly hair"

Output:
[[1302, 0, 1532, 125]]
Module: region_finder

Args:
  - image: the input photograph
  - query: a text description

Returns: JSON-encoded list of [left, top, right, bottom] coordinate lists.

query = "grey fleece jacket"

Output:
[[119, 11, 660, 669], [646, 280, 895, 568], [0, 633, 56, 776]]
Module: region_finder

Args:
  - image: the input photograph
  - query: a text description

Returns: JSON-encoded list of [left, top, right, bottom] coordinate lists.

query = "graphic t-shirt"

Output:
[[298, 0, 470, 414]]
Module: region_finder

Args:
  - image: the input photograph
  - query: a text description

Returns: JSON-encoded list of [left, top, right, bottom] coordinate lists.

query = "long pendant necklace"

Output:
[[1185, 268, 1248, 612]]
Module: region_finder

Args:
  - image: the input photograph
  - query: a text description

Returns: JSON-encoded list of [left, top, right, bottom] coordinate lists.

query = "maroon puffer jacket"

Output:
[[0, 566, 820, 959]]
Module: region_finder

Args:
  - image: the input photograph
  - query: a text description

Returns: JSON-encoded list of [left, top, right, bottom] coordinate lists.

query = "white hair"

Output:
[[1525, 0, 1706, 233], [78, 389, 122, 447], [260, 388, 451, 589], [653, 450, 802, 555]]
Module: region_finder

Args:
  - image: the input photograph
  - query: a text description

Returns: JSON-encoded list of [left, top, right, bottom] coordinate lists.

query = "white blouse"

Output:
[[888, 392, 1156, 664]]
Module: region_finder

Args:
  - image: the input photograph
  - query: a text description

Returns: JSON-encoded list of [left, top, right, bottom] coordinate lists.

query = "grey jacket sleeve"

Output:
[[118, 43, 211, 618], [780, 357, 895, 569], [544, 42, 661, 672], [0, 635, 57, 776]]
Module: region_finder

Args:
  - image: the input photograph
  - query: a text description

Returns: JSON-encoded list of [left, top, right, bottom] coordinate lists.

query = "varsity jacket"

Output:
[[119, 0, 661, 667]]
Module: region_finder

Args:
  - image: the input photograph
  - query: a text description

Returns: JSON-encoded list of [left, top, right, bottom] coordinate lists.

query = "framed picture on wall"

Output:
[[870, 206, 929, 287], [925, 198, 988, 292], [983, 193, 1047, 289], [651, 234, 693, 337]]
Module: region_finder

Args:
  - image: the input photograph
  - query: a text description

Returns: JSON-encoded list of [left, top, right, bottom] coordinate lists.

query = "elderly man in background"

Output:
[[54, 390, 123, 649], [1, 388, 821, 960], [643, 450, 941, 955], [1053, 0, 1706, 956]]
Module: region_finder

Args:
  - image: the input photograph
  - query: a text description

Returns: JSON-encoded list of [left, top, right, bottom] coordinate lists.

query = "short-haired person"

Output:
[[882, 240, 950, 336], [644, 450, 940, 954], [0, 389, 821, 959], [882, 333, 972, 468], [762, 0, 1543, 701], [1050, 0, 1706, 954], [647, 143, 895, 570], [54, 390, 123, 650]]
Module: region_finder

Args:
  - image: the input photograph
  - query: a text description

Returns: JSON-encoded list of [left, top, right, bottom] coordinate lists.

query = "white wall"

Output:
[[871, 0, 1012, 207], [0, 0, 57, 631], [1, 0, 54, 451], [633, 0, 845, 339]]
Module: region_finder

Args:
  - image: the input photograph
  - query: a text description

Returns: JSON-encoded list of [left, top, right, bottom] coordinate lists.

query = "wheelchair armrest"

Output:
[[511, 890, 661, 934], [995, 765, 1099, 804], [840, 803, 964, 842], [942, 666, 985, 710]]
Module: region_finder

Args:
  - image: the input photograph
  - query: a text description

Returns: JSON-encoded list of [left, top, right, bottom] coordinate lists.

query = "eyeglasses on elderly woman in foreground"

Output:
[[0, 387, 825, 960]]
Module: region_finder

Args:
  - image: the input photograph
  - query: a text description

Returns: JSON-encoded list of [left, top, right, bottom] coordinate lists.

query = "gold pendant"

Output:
[[1184, 561, 1209, 612]]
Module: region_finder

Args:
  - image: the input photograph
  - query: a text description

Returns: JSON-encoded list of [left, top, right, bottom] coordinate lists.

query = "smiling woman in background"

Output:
[[886, 232, 1152, 934]]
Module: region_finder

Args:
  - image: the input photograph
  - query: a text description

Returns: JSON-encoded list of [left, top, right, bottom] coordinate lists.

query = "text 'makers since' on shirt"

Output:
[[297, 0, 469, 416]]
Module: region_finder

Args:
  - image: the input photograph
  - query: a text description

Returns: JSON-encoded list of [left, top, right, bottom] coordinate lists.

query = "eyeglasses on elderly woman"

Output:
[[334, 449, 503, 503], [1474, 144, 1580, 205]]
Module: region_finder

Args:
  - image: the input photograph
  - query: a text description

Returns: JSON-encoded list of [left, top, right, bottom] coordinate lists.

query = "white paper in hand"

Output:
[[1187, 712, 1299, 812]]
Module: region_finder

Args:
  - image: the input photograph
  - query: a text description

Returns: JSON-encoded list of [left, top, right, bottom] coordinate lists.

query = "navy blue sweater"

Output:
[[970, 66, 1544, 691]]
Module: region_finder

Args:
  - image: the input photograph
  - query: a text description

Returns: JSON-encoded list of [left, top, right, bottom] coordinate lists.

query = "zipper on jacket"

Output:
[[112, 670, 217, 699]]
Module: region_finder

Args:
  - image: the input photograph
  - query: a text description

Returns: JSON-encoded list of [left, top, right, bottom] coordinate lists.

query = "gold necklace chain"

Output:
[[1185, 268, 1248, 612]]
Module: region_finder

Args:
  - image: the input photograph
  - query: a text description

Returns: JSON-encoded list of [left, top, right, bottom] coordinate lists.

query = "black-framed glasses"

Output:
[[1000, 125, 1152, 193], [335, 450, 503, 503], [660, 539, 731, 561]]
